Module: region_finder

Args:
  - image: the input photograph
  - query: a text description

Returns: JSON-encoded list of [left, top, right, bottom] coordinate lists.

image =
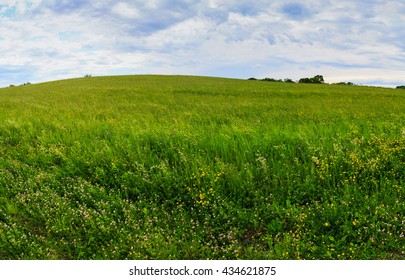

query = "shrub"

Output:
[[261, 78, 283, 82], [299, 75, 324, 84], [334, 82, 355, 86]]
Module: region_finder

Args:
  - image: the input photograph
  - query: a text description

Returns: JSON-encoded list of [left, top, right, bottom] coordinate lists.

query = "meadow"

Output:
[[0, 75, 404, 259]]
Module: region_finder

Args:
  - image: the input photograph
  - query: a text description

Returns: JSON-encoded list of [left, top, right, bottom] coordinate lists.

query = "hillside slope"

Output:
[[0, 75, 404, 260]]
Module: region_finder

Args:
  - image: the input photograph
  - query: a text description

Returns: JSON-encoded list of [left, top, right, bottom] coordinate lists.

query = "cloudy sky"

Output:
[[1, 0, 404, 87]]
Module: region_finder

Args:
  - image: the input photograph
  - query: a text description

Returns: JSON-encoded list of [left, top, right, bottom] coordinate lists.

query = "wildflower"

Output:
[[311, 156, 319, 165]]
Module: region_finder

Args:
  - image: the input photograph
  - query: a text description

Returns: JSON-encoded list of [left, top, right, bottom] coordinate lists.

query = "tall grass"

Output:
[[0, 75, 404, 259]]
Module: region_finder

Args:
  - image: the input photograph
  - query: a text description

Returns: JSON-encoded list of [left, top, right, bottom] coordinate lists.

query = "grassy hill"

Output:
[[0, 75, 404, 259]]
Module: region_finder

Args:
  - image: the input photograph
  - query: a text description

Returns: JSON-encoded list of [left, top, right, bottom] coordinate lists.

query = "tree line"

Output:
[[248, 75, 347, 85], [249, 75, 405, 88]]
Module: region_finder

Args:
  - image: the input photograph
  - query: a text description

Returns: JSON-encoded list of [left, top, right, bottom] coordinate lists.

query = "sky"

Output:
[[0, 0, 405, 88]]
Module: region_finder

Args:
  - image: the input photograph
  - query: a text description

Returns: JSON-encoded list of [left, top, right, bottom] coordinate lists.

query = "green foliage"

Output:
[[248, 77, 296, 83], [283, 78, 295, 83], [333, 82, 355, 86], [0, 75, 404, 260], [299, 75, 325, 84], [261, 77, 283, 82]]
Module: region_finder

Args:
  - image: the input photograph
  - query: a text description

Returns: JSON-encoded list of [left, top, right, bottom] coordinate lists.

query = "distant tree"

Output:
[[396, 85, 405, 89], [261, 77, 282, 82], [283, 78, 295, 83], [314, 75, 324, 84], [9, 84, 15, 87], [248, 77, 257, 80], [84, 74, 92, 78], [299, 75, 324, 84], [298, 77, 311, 83], [334, 82, 354, 86]]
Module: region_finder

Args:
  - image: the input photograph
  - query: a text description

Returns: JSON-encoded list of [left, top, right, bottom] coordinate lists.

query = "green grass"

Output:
[[0, 75, 404, 259]]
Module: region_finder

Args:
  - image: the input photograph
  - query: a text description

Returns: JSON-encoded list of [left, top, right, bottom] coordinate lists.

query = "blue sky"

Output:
[[1, 0, 405, 87]]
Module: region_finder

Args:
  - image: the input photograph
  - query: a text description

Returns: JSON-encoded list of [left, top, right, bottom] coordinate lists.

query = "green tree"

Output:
[[299, 75, 324, 84]]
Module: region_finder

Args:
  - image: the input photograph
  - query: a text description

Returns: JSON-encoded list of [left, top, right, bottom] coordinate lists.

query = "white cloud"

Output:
[[112, 2, 141, 19], [0, 0, 404, 87]]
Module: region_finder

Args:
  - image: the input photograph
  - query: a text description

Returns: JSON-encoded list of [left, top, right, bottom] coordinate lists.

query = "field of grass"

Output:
[[0, 75, 404, 259]]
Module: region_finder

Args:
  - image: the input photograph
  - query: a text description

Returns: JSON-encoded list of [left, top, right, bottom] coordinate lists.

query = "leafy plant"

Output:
[[299, 75, 324, 84]]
